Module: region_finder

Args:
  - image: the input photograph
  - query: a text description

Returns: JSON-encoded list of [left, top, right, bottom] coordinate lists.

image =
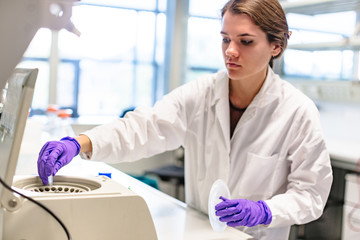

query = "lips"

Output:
[[226, 62, 241, 68]]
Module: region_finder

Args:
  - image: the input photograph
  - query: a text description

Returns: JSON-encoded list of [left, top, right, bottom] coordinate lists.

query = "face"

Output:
[[221, 12, 280, 82]]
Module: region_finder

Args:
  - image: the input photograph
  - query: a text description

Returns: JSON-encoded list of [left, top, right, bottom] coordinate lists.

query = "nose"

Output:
[[225, 41, 239, 58]]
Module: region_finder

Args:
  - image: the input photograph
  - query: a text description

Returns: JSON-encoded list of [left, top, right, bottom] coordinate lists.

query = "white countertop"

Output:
[[319, 103, 360, 170]]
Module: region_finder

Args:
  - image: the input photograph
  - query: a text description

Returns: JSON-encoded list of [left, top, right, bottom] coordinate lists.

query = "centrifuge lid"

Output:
[[0, 68, 38, 197]]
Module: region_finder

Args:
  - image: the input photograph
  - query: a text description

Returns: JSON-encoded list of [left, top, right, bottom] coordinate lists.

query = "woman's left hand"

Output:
[[215, 196, 272, 227]]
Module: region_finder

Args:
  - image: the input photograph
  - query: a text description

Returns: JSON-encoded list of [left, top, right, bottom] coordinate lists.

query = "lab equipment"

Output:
[[38, 136, 81, 185], [342, 173, 360, 240], [216, 197, 272, 227], [0, 68, 38, 195], [0, 68, 158, 239], [0, 1, 157, 239], [56, 109, 76, 137], [41, 108, 76, 150], [6, 175, 158, 240], [48, 175, 53, 187], [208, 179, 230, 232], [0, 68, 39, 238]]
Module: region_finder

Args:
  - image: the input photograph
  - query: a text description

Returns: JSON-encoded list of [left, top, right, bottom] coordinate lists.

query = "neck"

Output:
[[229, 98, 247, 111], [228, 67, 268, 108]]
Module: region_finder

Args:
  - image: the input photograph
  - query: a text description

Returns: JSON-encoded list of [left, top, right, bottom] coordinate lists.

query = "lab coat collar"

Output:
[[250, 66, 280, 109], [213, 70, 231, 149], [212, 67, 280, 109], [212, 67, 280, 143], [212, 70, 229, 107], [233, 67, 279, 132]]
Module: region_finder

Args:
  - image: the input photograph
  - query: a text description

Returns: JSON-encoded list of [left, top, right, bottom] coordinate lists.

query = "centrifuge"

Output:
[[0, 68, 157, 240]]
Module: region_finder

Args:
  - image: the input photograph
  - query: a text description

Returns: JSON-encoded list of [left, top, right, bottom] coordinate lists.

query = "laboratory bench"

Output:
[[15, 155, 253, 240]]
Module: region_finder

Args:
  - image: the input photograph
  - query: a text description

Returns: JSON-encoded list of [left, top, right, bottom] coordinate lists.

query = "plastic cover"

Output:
[[0, 68, 38, 195]]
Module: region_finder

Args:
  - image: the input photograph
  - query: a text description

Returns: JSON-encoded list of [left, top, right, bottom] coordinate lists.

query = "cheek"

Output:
[[249, 46, 272, 63], [221, 43, 227, 52], [221, 45, 228, 58]]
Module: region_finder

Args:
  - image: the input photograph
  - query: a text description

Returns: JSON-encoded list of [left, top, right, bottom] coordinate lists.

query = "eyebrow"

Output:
[[220, 31, 255, 37]]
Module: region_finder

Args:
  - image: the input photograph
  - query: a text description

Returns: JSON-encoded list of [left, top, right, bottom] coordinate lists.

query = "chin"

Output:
[[226, 69, 243, 80]]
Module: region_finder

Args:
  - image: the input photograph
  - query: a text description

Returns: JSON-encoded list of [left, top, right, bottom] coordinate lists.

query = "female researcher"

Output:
[[38, 0, 333, 239]]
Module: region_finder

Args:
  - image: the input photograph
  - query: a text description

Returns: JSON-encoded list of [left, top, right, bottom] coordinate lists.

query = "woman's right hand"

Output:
[[37, 136, 81, 185]]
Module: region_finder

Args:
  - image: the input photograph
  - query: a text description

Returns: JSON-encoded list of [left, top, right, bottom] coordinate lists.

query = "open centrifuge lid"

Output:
[[0, 68, 38, 197]]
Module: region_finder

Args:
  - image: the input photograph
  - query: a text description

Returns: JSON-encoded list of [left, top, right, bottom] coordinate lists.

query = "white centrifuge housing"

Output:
[[3, 175, 157, 240]]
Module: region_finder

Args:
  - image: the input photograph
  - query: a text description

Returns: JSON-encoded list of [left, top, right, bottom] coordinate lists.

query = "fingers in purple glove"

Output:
[[216, 206, 239, 217], [46, 143, 66, 175], [219, 207, 247, 221], [37, 137, 81, 185], [38, 142, 50, 158], [218, 212, 250, 227], [38, 151, 50, 185], [219, 196, 227, 201], [227, 219, 250, 227], [215, 197, 239, 212], [37, 142, 65, 185]]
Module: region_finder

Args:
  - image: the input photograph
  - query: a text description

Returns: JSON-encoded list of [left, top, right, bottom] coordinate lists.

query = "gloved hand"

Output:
[[215, 196, 272, 227], [37, 136, 80, 185]]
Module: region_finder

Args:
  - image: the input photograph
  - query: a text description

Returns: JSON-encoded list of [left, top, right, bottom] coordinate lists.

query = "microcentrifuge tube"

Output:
[[48, 175, 53, 186]]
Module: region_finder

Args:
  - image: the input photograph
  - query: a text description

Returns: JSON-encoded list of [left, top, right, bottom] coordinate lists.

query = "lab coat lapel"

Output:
[[251, 67, 280, 108], [211, 68, 279, 147], [212, 72, 231, 153], [234, 67, 280, 131]]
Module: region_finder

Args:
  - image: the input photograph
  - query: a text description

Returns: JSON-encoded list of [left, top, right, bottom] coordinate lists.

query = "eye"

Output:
[[222, 38, 230, 44], [241, 40, 253, 45]]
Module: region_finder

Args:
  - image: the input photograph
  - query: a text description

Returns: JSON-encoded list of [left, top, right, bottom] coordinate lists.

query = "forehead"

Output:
[[221, 12, 263, 36]]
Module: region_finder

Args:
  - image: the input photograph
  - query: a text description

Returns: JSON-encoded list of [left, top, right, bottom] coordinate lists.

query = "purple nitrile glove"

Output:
[[215, 196, 272, 227], [37, 136, 80, 185]]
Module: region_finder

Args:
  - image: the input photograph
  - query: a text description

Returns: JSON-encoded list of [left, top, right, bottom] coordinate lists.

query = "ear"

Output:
[[271, 42, 282, 57]]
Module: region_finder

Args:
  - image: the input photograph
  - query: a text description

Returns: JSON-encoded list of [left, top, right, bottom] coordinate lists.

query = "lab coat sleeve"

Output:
[[265, 102, 333, 228], [79, 80, 198, 163]]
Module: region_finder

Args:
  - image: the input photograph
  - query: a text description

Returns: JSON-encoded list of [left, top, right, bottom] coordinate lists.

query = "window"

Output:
[[21, 1, 166, 117], [18, 28, 52, 113], [59, 5, 165, 116], [17, 59, 50, 112], [185, 0, 228, 83], [186, 17, 224, 82], [284, 11, 358, 80]]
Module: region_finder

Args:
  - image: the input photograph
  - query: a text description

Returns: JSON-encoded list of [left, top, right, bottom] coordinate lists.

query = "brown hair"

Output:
[[221, 0, 289, 68]]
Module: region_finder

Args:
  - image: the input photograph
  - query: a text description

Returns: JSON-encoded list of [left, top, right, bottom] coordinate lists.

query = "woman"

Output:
[[38, 0, 333, 239]]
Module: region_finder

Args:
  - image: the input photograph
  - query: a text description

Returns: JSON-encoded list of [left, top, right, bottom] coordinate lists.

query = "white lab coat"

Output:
[[81, 67, 333, 240]]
